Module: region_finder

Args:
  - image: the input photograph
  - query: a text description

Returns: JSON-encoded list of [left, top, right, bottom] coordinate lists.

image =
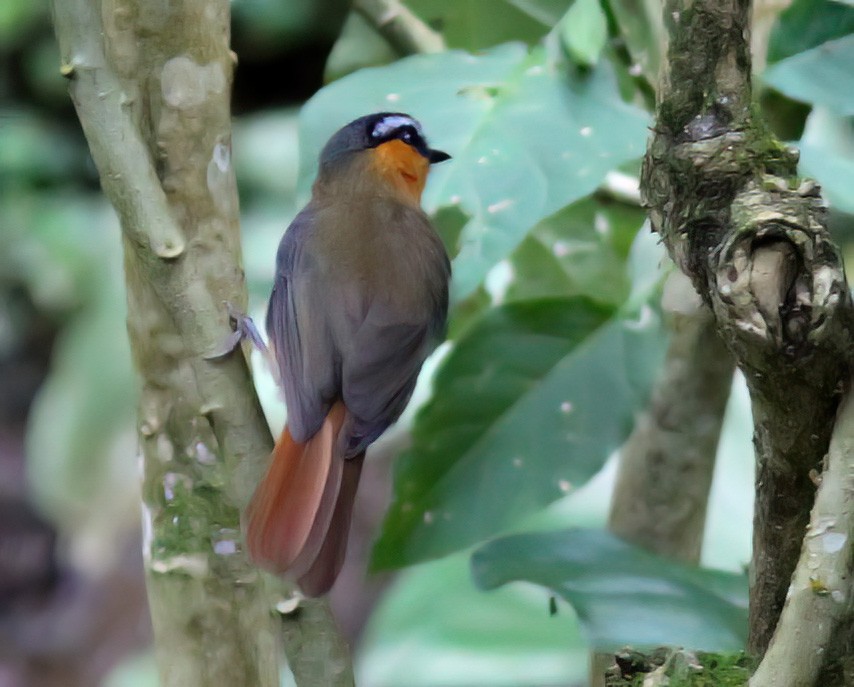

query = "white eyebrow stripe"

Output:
[[372, 115, 422, 138]]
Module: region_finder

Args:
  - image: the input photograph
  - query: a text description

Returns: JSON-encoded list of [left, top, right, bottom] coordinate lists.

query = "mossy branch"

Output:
[[604, 648, 755, 686], [51, 0, 353, 684], [643, 0, 853, 675]]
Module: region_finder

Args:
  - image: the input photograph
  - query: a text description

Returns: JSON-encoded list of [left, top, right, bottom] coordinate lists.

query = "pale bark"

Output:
[[51, 1, 353, 684]]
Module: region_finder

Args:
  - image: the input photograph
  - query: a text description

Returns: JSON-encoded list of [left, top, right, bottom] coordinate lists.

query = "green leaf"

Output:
[[0, 0, 45, 48], [26, 282, 137, 529], [372, 296, 665, 568], [13, 195, 139, 534], [233, 108, 301, 204], [798, 107, 854, 214], [701, 374, 754, 572], [472, 528, 749, 651], [605, 0, 665, 84], [767, 0, 854, 64], [559, 0, 608, 66], [103, 652, 158, 687], [324, 11, 397, 82], [298, 45, 649, 300], [231, 0, 347, 50], [407, 0, 574, 50], [0, 192, 108, 312], [763, 35, 854, 115], [0, 109, 89, 185], [358, 551, 588, 686], [506, 196, 645, 305]]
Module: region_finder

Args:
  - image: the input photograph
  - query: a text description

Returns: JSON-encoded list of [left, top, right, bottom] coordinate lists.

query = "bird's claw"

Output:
[[205, 302, 270, 360], [227, 302, 269, 355]]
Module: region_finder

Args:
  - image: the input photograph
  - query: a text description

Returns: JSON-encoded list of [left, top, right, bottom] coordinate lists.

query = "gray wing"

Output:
[[338, 208, 450, 456], [267, 203, 450, 453], [340, 307, 440, 455], [266, 208, 338, 443]]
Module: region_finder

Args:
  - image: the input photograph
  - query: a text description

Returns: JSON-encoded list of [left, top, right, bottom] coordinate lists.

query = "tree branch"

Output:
[[353, 0, 446, 55], [750, 381, 854, 687], [51, 1, 353, 684], [609, 271, 733, 563], [643, 0, 853, 662], [280, 596, 355, 685]]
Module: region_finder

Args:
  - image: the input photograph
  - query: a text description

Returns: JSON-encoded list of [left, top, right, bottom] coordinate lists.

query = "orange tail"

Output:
[[244, 402, 362, 596]]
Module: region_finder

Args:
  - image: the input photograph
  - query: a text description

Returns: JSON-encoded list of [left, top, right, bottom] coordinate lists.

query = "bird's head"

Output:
[[317, 113, 450, 203]]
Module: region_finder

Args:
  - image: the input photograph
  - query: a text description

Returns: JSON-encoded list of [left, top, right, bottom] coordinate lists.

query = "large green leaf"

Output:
[[0, 0, 45, 48], [25, 236, 138, 533], [407, 0, 574, 50], [798, 107, 854, 215], [763, 35, 854, 115], [472, 528, 749, 651], [505, 196, 645, 305], [559, 0, 608, 67], [324, 11, 398, 82], [767, 0, 854, 64], [371, 296, 665, 568], [5, 192, 138, 543], [324, 0, 572, 82], [298, 44, 649, 300], [357, 551, 588, 686]]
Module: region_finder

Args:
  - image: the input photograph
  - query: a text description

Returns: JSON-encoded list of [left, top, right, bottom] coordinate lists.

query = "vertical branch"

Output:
[[592, 273, 734, 686], [643, 0, 852, 661], [609, 273, 733, 563], [51, 0, 354, 684], [281, 598, 356, 684]]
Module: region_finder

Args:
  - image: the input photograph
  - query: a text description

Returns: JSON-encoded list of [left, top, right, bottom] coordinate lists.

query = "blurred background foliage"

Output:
[[1, 0, 853, 685]]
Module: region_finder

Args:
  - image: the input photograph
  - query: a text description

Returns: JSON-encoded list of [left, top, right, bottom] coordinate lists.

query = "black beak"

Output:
[[429, 149, 451, 164]]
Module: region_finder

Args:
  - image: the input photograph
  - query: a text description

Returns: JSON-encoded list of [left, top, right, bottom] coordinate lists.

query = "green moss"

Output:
[[604, 649, 756, 686]]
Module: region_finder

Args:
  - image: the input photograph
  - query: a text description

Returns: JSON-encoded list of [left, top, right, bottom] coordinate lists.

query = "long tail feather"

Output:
[[244, 402, 361, 596], [298, 452, 365, 596]]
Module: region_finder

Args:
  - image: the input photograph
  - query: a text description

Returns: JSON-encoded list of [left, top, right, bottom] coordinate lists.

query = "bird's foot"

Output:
[[205, 302, 270, 360]]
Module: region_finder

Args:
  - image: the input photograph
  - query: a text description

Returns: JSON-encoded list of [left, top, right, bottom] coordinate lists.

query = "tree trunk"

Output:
[[642, 0, 853, 682], [51, 1, 354, 684]]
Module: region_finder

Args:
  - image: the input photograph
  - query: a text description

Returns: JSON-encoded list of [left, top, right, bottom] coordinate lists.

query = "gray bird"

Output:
[[245, 113, 451, 596]]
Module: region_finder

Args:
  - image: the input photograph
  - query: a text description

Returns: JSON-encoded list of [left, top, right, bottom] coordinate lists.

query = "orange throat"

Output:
[[371, 139, 429, 204]]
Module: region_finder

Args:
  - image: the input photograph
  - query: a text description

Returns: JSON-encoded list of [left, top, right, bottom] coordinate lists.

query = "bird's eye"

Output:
[[401, 130, 413, 143]]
